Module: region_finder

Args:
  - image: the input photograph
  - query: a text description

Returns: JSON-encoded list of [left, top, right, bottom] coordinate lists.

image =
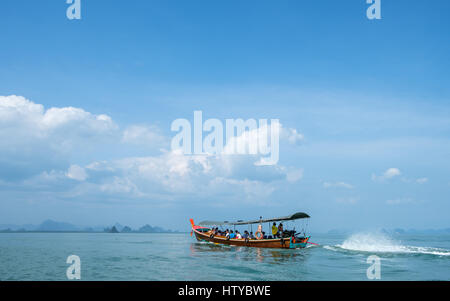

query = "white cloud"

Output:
[[57, 148, 304, 203], [0, 95, 172, 181], [41, 107, 115, 133], [209, 177, 276, 201], [0, 95, 305, 204], [282, 128, 304, 145], [416, 177, 428, 184], [372, 168, 401, 181], [122, 125, 168, 147], [222, 121, 303, 166], [285, 168, 304, 183], [66, 165, 88, 181], [386, 198, 416, 205], [384, 168, 401, 178], [99, 176, 142, 196], [336, 197, 358, 204], [0, 95, 120, 180], [0, 95, 117, 136], [222, 121, 280, 155], [323, 181, 354, 189]]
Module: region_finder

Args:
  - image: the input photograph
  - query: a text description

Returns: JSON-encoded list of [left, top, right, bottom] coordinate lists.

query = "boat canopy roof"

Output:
[[199, 212, 310, 226]]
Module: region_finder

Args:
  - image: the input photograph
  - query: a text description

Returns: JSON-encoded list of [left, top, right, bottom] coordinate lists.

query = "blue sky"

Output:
[[0, 0, 449, 232]]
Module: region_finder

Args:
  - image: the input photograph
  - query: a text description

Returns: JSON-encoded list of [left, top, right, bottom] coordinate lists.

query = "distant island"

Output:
[[0, 220, 179, 233], [103, 223, 177, 233], [1, 220, 449, 235]]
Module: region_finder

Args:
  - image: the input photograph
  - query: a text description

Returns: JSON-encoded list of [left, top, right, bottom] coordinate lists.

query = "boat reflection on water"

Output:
[[189, 240, 309, 264], [189, 241, 233, 253]]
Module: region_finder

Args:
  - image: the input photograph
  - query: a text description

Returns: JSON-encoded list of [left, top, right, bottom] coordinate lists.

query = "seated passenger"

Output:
[[249, 232, 255, 239], [255, 224, 263, 240], [229, 230, 236, 239], [243, 231, 249, 239], [236, 231, 242, 239], [225, 230, 230, 239]]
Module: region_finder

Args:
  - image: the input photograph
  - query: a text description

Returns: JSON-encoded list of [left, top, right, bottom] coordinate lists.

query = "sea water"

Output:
[[0, 232, 449, 281]]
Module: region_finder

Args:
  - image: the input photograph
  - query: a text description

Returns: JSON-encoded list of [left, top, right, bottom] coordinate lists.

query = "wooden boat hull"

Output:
[[193, 229, 309, 249]]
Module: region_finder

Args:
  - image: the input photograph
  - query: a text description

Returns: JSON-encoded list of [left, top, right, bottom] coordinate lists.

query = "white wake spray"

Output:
[[329, 232, 450, 256]]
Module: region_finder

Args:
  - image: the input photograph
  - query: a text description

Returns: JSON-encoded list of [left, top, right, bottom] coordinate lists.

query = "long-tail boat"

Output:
[[190, 212, 311, 249]]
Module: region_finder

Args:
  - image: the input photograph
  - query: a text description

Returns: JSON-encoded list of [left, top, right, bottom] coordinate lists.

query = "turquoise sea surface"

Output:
[[1, 232, 449, 281]]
